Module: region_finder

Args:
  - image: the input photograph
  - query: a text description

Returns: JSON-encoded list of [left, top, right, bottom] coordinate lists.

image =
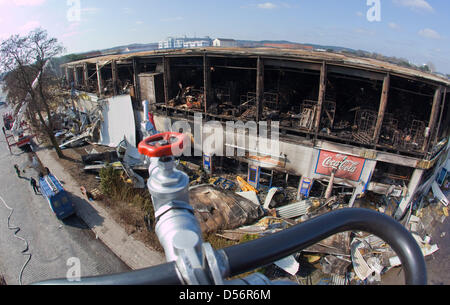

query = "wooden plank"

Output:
[[256, 56, 264, 122], [423, 86, 443, 152], [373, 73, 390, 143]]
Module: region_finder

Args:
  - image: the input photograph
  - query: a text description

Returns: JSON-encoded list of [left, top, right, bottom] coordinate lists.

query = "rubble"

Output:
[[189, 185, 264, 234], [169, 83, 204, 110]]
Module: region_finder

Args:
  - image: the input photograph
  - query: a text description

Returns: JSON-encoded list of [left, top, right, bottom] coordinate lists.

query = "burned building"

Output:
[[61, 47, 450, 220]]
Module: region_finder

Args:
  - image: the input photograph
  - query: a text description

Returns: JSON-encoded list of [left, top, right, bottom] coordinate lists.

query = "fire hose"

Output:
[[0, 194, 32, 285]]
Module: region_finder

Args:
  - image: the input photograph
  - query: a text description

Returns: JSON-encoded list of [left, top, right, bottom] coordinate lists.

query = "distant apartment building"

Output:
[[213, 38, 237, 47], [158, 36, 212, 49]]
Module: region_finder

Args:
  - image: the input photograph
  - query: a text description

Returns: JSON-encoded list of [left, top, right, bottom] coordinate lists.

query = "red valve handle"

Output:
[[138, 132, 186, 157]]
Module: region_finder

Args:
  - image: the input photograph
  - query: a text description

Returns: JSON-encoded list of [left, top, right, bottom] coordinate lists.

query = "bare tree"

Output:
[[0, 28, 65, 158]]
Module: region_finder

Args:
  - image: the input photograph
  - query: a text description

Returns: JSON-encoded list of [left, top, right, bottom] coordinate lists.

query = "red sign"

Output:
[[315, 150, 366, 182]]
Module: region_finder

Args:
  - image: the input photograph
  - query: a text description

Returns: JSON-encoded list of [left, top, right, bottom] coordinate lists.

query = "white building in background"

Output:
[[213, 38, 237, 47], [158, 36, 212, 49]]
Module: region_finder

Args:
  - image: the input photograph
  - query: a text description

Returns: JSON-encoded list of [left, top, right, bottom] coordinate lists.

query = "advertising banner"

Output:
[[315, 150, 366, 182]]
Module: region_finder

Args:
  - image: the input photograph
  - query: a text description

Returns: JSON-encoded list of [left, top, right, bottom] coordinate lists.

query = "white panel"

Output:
[[99, 95, 136, 147]]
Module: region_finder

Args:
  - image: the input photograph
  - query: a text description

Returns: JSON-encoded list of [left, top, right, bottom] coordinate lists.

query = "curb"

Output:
[[35, 148, 165, 270]]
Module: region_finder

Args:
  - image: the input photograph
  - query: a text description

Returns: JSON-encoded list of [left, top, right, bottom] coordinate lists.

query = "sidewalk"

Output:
[[35, 148, 165, 270]]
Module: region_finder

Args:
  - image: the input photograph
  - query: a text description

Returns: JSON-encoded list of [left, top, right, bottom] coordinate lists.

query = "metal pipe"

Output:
[[33, 262, 182, 285], [324, 169, 336, 199], [221, 208, 427, 285]]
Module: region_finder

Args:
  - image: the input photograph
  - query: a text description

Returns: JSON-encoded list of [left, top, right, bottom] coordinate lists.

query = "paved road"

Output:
[[0, 105, 130, 285]]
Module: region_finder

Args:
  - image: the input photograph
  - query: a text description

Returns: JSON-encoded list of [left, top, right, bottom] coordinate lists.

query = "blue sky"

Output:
[[0, 0, 449, 74]]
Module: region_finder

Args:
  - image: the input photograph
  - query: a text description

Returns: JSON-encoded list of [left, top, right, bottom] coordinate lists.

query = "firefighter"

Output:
[[30, 177, 39, 195], [14, 164, 22, 178]]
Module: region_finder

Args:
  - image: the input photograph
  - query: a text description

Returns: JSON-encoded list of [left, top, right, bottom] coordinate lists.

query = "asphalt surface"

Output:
[[0, 104, 130, 285]]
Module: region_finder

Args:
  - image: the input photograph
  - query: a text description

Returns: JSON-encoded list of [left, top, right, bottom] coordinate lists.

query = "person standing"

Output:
[[30, 177, 39, 195], [14, 164, 21, 178]]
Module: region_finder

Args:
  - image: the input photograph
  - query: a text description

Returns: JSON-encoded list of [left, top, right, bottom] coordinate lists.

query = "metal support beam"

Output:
[[83, 63, 89, 88], [163, 56, 171, 106], [423, 86, 443, 152], [203, 54, 211, 114], [73, 67, 78, 86], [327, 65, 385, 81], [264, 59, 321, 71], [111, 60, 118, 96], [256, 57, 264, 122], [132, 57, 141, 102], [65, 67, 70, 87], [314, 62, 327, 135], [373, 73, 390, 143], [96, 62, 104, 97], [434, 88, 447, 145], [394, 169, 424, 220]]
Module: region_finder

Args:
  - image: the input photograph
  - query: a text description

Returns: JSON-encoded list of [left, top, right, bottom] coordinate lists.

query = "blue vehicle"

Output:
[[39, 173, 75, 220]]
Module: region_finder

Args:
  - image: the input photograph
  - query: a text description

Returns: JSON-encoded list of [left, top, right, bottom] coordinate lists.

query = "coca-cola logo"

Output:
[[322, 155, 360, 173], [316, 151, 366, 182]]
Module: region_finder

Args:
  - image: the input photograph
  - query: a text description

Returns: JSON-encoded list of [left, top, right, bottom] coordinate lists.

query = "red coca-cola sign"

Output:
[[315, 150, 366, 182]]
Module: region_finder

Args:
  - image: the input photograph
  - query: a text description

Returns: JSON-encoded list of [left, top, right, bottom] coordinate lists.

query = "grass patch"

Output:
[[99, 165, 162, 251], [99, 165, 153, 214]]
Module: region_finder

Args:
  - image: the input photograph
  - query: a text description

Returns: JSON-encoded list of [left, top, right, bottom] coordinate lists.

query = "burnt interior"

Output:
[[372, 161, 414, 185], [379, 76, 435, 153], [209, 57, 257, 119], [322, 72, 383, 145], [63, 53, 449, 159], [264, 66, 320, 132]]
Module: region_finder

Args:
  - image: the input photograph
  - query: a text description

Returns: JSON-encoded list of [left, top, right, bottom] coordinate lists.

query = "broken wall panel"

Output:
[[98, 95, 136, 147], [138, 73, 164, 108]]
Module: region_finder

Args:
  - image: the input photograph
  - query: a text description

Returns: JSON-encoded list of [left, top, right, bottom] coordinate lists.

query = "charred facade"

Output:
[[61, 48, 450, 219]]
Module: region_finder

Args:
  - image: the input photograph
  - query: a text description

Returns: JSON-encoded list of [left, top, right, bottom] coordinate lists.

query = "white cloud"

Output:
[[62, 31, 80, 38], [0, 0, 45, 6], [160, 17, 184, 22], [257, 2, 277, 9], [12, 0, 45, 6], [19, 20, 40, 33], [393, 0, 434, 12], [388, 22, 400, 30], [418, 28, 441, 39], [123, 7, 134, 14], [81, 7, 100, 14]]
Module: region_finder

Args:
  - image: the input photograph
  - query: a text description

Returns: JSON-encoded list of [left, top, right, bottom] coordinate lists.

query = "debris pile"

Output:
[[181, 161, 449, 285], [169, 83, 204, 110]]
